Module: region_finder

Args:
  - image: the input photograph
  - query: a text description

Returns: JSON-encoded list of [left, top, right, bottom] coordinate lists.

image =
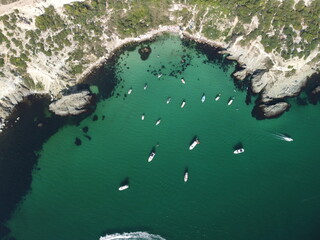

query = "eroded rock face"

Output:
[[49, 90, 93, 116], [253, 102, 290, 119]]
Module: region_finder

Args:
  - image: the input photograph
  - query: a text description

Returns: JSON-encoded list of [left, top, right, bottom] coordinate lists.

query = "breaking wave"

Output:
[[99, 231, 166, 240]]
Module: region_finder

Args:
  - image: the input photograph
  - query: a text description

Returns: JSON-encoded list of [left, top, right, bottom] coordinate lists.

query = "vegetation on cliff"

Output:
[[0, 0, 319, 90]]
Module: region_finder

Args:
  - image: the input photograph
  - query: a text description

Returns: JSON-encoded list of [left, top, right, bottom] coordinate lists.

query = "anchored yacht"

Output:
[[189, 138, 200, 150], [201, 94, 206, 103], [215, 94, 221, 101], [155, 119, 161, 125], [118, 185, 129, 191], [128, 88, 132, 94], [233, 148, 244, 154], [227, 97, 234, 105], [181, 78, 186, 84], [166, 97, 171, 104], [148, 152, 156, 162], [184, 171, 189, 182], [181, 100, 186, 108]]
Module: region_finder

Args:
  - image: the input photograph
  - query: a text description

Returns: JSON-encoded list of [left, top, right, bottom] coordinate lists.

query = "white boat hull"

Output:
[[184, 172, 188, 182], [181, 101, 186, 108], [233, 148, 244, 154], [148, 153, 155, 162], [119, 185, 129, 191], [189, 139, 199, 150]]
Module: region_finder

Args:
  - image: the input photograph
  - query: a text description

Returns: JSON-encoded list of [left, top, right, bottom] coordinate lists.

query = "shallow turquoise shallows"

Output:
[[7, 35, 320, 240]]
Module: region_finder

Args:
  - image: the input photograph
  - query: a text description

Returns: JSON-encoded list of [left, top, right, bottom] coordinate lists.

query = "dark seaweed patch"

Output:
[[75, 137, 82, 146], [82, 126, 89, 133]]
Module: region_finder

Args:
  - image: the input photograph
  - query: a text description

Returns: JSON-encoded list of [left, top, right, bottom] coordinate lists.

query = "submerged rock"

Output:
[[253, 102, 290, 119], [92, 115, 98, 121], [49, 90, 93, 116]]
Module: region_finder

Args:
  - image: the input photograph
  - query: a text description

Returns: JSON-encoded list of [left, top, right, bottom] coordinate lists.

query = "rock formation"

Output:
[[49, 90, 93, 116]]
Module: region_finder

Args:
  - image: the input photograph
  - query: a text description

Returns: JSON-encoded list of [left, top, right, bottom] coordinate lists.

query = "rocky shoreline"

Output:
[[0, 1, 319, 130]]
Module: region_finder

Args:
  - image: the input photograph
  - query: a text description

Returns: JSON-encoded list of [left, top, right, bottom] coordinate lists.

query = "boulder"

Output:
[[49, 90, 93, 116]]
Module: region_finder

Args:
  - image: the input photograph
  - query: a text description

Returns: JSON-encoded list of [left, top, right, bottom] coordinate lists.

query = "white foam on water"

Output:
[[271, 133, 293, 142], [99, 231, 166, 240]]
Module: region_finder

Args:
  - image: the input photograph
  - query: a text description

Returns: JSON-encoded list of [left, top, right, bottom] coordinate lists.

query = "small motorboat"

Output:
[[215, 94, 221, 101], [155, 119, 161, 125], [158, 74, 162, 78], [233, 148, 244, 154], [181, 100, 186, 108], [227, 97, 234, 105], [189, 138, 200, 150], [166, 97, 171, 104], [128, 88, 132, 94], [282, 136, 293, 142], [118, 185, 129, 191], [181, 78, 186, 84], [184, 171, 188, 182], [144, 84, 147, 90], [201, 94, 206, 103], [272, 133, 293, 142], [141, 114, 145, 120], [148, 152, 156, 162]]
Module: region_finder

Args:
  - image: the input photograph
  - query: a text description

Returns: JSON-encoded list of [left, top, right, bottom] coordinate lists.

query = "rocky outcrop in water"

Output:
[[138, 46, 152, 60], [253, 102, 290, 119], [49, 90, 93, 116]]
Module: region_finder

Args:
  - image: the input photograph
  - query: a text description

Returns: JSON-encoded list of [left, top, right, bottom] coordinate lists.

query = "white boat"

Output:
[[181, 100, 186, 108], [118, 185, 129, 191], [128, 88, 132, 94], [282, 136, 293, 142], [144, 84, 147, 90], [201, 95, 206, 103], [227, 97, 234, 105], [272, 133, 294, 142], [148, 152, 156, 162], [141, 114, 145, 120], [155, 119, 161, 125], [166, 97, 171, 104], [184, 171, 188, 182], [215, 94, 221, 101], [158, 74, 162, 78], [233, 148, 244, 154], [189, 139, 200, 150], [181, 78, 186, 84]]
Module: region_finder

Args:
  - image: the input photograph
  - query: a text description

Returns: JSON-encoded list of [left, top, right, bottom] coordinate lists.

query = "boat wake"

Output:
[[271, 133, 293, 142], [99, 231, 166, 240]]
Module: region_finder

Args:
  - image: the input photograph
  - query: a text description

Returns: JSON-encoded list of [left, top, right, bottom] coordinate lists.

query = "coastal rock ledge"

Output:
[[49, 90, 93, 116], [253, 102, 290, 120]]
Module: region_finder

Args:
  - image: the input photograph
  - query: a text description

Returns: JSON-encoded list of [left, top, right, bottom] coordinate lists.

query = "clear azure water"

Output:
[[5, 35, 320, 240]]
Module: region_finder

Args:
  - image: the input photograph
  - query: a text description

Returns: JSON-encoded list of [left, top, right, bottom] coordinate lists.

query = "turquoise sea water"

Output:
[[4, 35, 320, 240]]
